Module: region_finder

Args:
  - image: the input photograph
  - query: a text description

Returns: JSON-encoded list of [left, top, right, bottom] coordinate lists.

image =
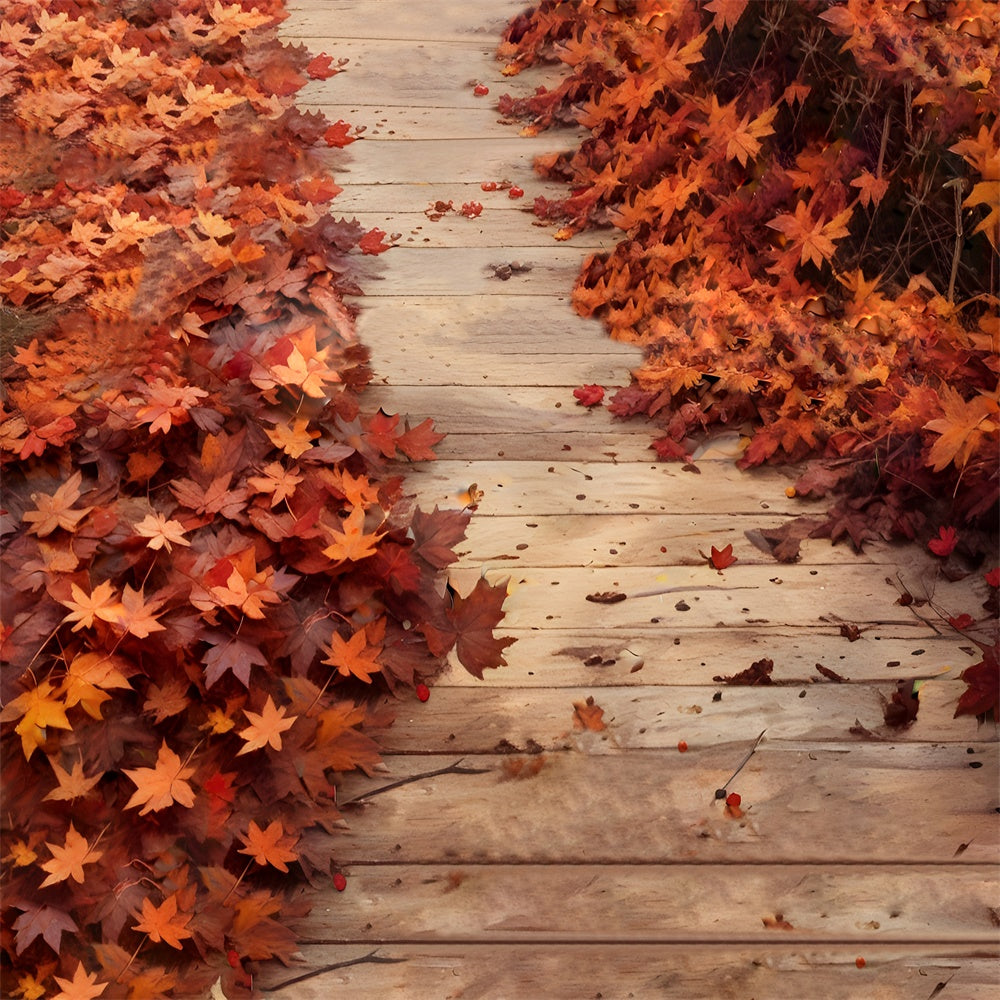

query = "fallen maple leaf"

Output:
[[927, 525, 958, 557], [573, 384, 605, 406], [59, 581, 122, 632], [955, 644, 999, 718], [123, 742, 196, 815], [237, 819, 299, 872], [40, 822, 103, 888], [707, 543, 738, 570], [324, 119, 356, 147], [131, 893, 194, 949], [11, 903, 78, 956], [323, 627, 382, 684], [359, 228, 391, 255], [572, 695, 606, 731], [421, 577, 514, 679], [51, 961, 107, 1000], [22, 471, 92, 536], [237, 695, 297, 755], [0, 680, 73, 761]]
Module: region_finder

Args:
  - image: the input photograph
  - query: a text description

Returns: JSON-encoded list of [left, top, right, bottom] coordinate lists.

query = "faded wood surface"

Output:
[[266, 3, 1000, 997]]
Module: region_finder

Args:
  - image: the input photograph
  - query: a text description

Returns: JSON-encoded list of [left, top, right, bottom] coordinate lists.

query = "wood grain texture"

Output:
[[271, 2, 1000, 996], [282, 863, 998, 943], [261, 945, 1000, 1000], [323, 746, 999, 865], [372, 685, 990, 750]]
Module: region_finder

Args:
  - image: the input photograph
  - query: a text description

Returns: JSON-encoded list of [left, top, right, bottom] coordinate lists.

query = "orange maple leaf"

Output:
[[110, 584, 166, 638], [237, 819, 300, 872], [51, 962, 107, 1000], [705, 0, 749, 32], [131, 892, 194, 949], [265, 416, 319, 458], [766, 200, 853, 268], [323, 626, 382, 684], [62, 651, 132, 719], [322, 504, 383, 563], [44, 758, 103, 802], [572, 695, 606, 732], [123, 741, 196, 815], [924, 386, 999, 472], [237, 695, 297, 755], [133, 511, 191, 551], [40, 822, 104, 888], [58, 580, 123, 632], [247, 461, 303, 506], [22, 471, 92, 536]]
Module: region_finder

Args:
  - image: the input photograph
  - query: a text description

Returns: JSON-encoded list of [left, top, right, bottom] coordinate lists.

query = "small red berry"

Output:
[[481, 181, 497, 191], [508, 185, 524, 199], [726, 792, 742, 808], [227, 950, 241, 968], [333, 872, 347, 891], [855, 957, 866, 969], [474, 84, 489, 96], [677, 740, 688, 752], [416, 682, 430, 702]]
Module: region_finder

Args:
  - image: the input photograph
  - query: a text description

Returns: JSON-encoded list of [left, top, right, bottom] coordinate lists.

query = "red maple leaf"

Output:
[[306, 54, 339, 79], [928, 525, 959, 556], [396, 418, 445, 461], [573, 384, 605, 406], [421, 578, 514, 678], [324, 120, 356, 147], [359, 228, 392, 255], [705, 543, 738, 570], [955, 644, 999, 718]]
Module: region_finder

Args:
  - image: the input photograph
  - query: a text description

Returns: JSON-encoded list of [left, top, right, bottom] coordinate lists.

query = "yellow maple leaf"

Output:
[[0, 681, 72, 760], [62, 651, 132, 719]]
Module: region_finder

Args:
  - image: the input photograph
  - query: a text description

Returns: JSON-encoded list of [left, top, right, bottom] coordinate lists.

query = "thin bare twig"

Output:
[[715, 730, 767, 800], [266, 950, 406, 992], [340, 758, 491, 806]]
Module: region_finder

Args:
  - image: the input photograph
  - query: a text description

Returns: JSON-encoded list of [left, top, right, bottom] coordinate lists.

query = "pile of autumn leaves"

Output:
[[499, 0, 999, 556], [0, 2, 506, 998]]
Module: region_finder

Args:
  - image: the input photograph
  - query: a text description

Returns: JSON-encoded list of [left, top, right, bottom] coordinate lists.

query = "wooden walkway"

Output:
[[262, 3, 1000, 997]]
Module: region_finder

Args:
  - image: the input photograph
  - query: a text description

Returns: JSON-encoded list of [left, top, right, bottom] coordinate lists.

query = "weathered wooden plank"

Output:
[[428, 431, 657, 462], [284, 0, 529, 42], [298, 93, 576, 141], [324, 745, 999, 865], [278, 863, 1000, 943], [443, 563, 981, 631], [357, 295, 637, 356], [332, 179, 574, 212], [260, 944, 1000, 1000], [353, 211, 615, 251], [347, 245, 594, 296], [376, 686, 992, 750], [455, 513, 934, 567], [435, 626, 975, 687], [400, 459, 822, 514], [322, 136, 561, 185], [296, 38, 566, 109]]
